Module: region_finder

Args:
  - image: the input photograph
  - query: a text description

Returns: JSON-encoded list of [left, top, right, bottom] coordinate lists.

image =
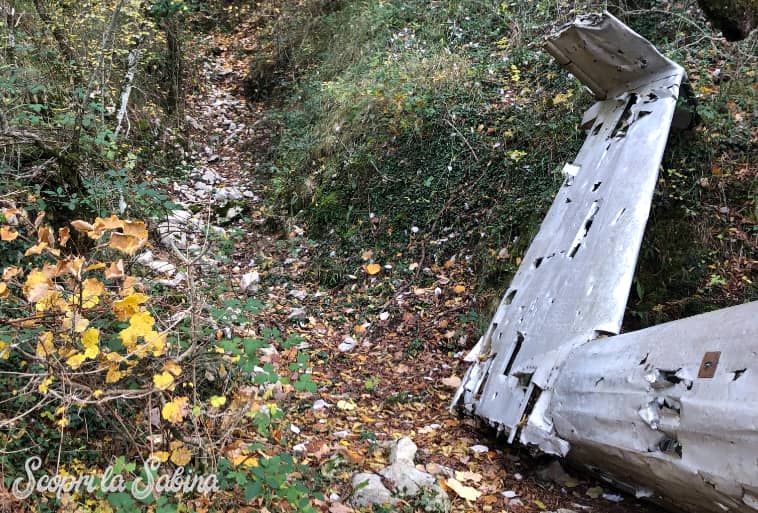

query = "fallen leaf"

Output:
[[0, 226, 18, 241], [365, 263, 381, 275], [170, 445, 192, 466], [445, 477, 481, 501], [162, 396, 189, 424], [336, 399, 357, 411], [153, 371, 175, 390], [441, 376, 461, 389]]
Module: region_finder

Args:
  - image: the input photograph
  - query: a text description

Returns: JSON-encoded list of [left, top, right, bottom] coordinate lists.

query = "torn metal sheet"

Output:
[[549, 302, 758, 513], [453, 11, 686, 440], [453, 11, 758, 513]]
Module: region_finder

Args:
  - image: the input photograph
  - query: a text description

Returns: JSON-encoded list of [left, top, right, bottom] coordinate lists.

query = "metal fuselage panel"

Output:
[[455, 12, 685, 439]]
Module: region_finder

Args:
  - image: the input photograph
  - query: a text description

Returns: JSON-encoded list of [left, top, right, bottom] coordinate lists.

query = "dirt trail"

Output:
[[167, 16, 663, 513]]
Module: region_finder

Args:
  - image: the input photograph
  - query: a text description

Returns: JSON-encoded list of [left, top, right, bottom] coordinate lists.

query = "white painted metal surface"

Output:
[[453, 11, 758, 513], [453, 11, 686, 439]]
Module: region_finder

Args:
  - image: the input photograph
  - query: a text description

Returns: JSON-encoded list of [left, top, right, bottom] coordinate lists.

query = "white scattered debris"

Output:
[[338, 336, 357, 352], [240, 271, 260, 294]]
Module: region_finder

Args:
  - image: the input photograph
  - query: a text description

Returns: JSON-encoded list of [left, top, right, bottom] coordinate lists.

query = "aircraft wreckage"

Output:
[[452, 12, 758, 513]]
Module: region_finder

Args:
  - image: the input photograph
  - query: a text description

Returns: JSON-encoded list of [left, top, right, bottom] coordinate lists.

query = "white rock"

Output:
[[350, 473, 397, 509], [240, 271, 260, 294], [312, 399, 329, 410], [338, 336, 357, 352], [288, 307, 306, 320], [379, 311, 390, 321], [390, 437, 417, 465], [136, 251, 155, 265], [470, 444, 489, 454], [289, 289, 308, 301]]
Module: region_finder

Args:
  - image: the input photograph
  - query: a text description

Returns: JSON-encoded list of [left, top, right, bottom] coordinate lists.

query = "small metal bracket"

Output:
[[698, 351, 721, 378]]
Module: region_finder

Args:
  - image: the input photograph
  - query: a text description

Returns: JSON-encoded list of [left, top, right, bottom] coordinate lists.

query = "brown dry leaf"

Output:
[[109, 232, 146, 255], [58, 227, 70, 247], [70, 220, 94, 233], [3, 266, 21, 281], [122, 220, 148, 240], [93, 215, 124, 232], [0, 282, 8, 298], [365, 263, 381, 275], [0, 226, 18, 241], [33, 211, 45, 229], [37, 225, 54, 246], [441, 376, 461, 389], [105, 260, 125, 280], [24, 242, 47, 256]]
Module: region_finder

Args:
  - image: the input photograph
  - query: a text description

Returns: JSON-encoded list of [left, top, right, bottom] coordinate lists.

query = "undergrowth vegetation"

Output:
[[249, 0, 756, 325]]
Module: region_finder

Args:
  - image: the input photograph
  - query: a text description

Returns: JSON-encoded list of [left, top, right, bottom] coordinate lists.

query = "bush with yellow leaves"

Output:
[[0, 207, 320, 512]]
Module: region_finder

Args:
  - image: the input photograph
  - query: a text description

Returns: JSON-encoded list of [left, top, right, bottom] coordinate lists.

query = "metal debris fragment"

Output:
[[453, 11, 758, 513]]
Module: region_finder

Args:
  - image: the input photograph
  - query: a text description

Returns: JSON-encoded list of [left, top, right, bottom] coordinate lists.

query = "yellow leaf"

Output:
[[365, 263, 381, 275], [82, 328, 100, 359], [62, 312, 89, 333], [56, 416, 69, 428], [0, 339, 11, 359], [38, 374, 53, 394], [453, 285, 465, 294], [59, 227, 70, 247], [336, 399, 357, 411], [92, 389, 104, 399], [106, 366, 124, 384], [79, 278, 104, 308], [210, 395, 226, 408], [0, 226, 18, 241], [36, 331, 55, 358], [24, 242, 47, 256], [534, 500, 547, 510], [112, 292, 149, 321], [70, 220, 94, 233], [162, 396, 189, 424], [0, 281, 8, 298], [552, 90, 573, 105], [170, 446, 192, 466], [109, 232, 146, 256], [66, 352, 86, 370], [93, 215, 124, 232], [119, 311, 155, 348], [105, 260, 125, 280], [152, 451, 170, 463], [163, 360, 182, 376], [147, 331, 167, 357], [84, 262, 106, 271], [122, 220, 148, 241], [445, 477, 481, 501], [3, 266, 21, 281], [153, 371, 175, 391]]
